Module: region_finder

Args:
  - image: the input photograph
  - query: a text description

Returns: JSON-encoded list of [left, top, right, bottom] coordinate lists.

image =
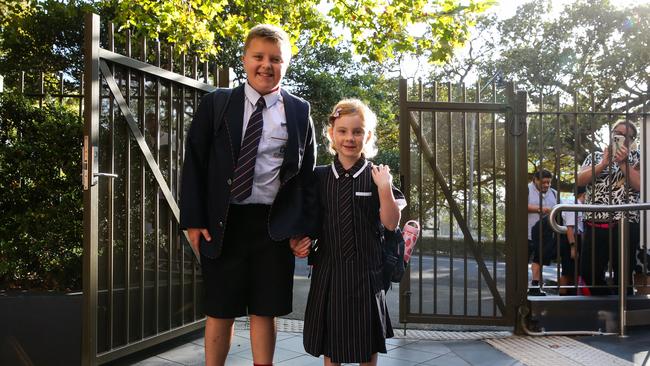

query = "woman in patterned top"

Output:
[[576, 119, 641, 295], [296, 99, 406, 365]]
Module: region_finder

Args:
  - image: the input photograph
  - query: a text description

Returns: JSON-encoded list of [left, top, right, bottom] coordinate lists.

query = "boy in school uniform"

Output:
[[180, 24, 318, 366]]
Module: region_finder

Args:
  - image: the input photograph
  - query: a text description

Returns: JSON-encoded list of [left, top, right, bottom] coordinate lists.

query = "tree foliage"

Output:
[[0, 94, 83, 291], [497, 0, 650, 110], [495, 0, 649, 184], [429, 0, 649, 111], [113, 0, 494, 64], [425, 0, 649, 185], [0, 0, 102, 76]]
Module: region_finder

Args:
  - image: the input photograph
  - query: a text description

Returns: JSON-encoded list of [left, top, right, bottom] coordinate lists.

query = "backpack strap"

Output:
[[367, 162, 384, 228], [314, 165, 330, 176], [212, 88, 232, 133]]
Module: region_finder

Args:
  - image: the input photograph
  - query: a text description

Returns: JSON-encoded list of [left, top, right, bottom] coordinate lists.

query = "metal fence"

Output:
[[525, 88, 650, 295], [81, 13, 227, 365], [398, 78, 527, 327], [4, 70, 85, 115], [399, 77, 650, 330]]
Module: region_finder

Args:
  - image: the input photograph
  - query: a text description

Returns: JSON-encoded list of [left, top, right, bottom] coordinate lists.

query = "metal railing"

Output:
[[549, 203, 650, 337], [82, 13, 229, 365], [523, 86, 649, 298], [398, 78, 520, 328]]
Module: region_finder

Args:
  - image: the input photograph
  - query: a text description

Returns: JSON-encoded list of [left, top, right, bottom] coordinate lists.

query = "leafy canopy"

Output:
[[0, 94, 83, 291], [114, 0, 494, 64], [0, 0, 100, 75]]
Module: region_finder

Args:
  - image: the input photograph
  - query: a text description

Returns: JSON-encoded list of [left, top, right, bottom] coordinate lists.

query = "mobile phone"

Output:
[[612, 135, 625, 153]]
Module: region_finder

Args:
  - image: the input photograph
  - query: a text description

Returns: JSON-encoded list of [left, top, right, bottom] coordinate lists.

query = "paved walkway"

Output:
[[107, 319, 649, 366]]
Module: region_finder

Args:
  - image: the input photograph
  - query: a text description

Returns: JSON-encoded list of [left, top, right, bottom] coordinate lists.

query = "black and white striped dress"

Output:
[[303, 157, 405, 363]]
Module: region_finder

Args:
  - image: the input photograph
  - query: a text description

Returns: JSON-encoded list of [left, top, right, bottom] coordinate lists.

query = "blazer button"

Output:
[[226, 178, 232, 185], [218, 221, 223, 227]]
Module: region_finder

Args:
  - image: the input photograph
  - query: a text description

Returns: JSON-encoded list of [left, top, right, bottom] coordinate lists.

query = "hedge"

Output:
[[0, 93, 82, 291]]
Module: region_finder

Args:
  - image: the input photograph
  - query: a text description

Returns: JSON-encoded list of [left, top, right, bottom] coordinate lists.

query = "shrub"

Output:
[[0, 93, 83, 291]]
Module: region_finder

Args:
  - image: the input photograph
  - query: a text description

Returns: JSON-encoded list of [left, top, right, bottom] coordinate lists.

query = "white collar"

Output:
[[330, 159, 368, 179], [244, 82, 281, 108]]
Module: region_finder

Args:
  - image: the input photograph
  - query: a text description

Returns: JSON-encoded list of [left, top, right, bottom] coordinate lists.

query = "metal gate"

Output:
[[81, 13, 227, 365], [398, 78, 528, 327]]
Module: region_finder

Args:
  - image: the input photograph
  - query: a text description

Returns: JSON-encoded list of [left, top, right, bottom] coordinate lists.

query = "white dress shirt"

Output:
[[233, 83, 288, 205], [527, 182, 557, 240]]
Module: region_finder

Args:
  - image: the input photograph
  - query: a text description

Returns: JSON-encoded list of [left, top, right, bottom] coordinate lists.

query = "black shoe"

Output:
[[528, 287, 547, 296]]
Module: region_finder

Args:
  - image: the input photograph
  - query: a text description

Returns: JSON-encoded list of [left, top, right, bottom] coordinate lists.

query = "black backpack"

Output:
[[380, 226, 406, 291], [371, 177, 406, 292]]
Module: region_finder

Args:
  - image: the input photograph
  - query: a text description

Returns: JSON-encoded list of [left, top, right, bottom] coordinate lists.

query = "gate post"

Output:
[[398, 78, 411, 324], [505, 84, 529, 334], [82, 12, 100, 366]]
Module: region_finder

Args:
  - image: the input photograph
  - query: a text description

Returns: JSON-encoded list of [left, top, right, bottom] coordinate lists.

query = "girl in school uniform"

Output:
[[298, 99, 406, 365]]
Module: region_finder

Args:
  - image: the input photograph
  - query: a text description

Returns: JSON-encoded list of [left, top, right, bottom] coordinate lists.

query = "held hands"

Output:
[[187, 229, 312, 258], [371, 164, 392, 190], [187, 228, 211, 255], [290, 236, 311, 258]]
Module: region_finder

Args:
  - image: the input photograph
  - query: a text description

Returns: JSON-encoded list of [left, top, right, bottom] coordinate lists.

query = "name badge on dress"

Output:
[[355, 192, 372, 197]]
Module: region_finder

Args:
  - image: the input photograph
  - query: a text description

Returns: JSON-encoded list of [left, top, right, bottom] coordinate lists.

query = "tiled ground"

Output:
[[105, 320, 650, 366], [109, 327, 524, 366]]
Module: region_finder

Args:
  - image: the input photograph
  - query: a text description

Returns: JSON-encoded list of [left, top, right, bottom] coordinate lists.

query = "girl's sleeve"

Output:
[[392, 184, 407, 211]]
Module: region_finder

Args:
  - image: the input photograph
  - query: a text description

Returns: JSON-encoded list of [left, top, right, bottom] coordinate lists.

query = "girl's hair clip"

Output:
[[332, 108, 342, 118]]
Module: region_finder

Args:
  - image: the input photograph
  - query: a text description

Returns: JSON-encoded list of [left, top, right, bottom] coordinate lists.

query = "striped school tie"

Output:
[[231, 97, 266, 201], [339, 173, 356, 258]]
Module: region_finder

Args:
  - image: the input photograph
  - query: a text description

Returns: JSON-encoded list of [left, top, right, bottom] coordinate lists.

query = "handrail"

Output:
[[548, 202, 650, 338], [548, 202, 650, 234]]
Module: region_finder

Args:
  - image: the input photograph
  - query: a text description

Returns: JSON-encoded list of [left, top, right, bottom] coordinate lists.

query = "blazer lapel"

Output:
[[280, 90, 301, 183], [226, 85, 245, 161]]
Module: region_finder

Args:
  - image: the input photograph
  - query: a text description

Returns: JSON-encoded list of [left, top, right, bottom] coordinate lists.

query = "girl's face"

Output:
[[328, 114, 372, 161]]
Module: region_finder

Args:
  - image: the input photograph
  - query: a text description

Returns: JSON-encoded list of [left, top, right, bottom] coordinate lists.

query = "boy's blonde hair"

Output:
[[244, 24, 292, 58], [326, 99, 378, 158]]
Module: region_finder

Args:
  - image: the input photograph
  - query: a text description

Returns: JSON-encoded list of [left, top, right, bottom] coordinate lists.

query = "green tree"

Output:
[[425, 0, 649, 184], [0, 94, 83, 291], [0, 0, 102, 76], [495, 0, 649, 185], [1, 0, 493, 103], [113, 0, 494, 65], [497, 0, 650, 106]]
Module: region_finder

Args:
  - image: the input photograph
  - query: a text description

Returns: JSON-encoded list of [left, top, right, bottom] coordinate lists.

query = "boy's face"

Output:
[[242, 37, 289, 95]]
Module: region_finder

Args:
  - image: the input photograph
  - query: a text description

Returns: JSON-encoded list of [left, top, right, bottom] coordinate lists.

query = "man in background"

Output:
[[527, 169, 558, 296]]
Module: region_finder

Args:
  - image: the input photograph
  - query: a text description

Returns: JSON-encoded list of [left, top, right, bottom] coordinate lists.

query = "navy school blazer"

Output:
[[180, 84, 318, 258]]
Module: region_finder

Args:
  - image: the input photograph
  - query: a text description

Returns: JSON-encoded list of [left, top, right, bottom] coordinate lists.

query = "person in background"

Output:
[[527, 169, 558, 296], [577, 119, 640, 296]]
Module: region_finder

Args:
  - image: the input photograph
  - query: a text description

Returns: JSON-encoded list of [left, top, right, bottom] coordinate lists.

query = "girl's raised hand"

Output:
[[371, 164, 392, 189]]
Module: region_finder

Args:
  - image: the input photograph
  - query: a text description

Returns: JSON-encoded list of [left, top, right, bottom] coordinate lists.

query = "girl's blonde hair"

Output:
[[325, 99, 378, 158]]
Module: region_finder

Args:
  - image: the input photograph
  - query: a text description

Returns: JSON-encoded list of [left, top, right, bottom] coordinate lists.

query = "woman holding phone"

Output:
[[576, 119, 641, 295]]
